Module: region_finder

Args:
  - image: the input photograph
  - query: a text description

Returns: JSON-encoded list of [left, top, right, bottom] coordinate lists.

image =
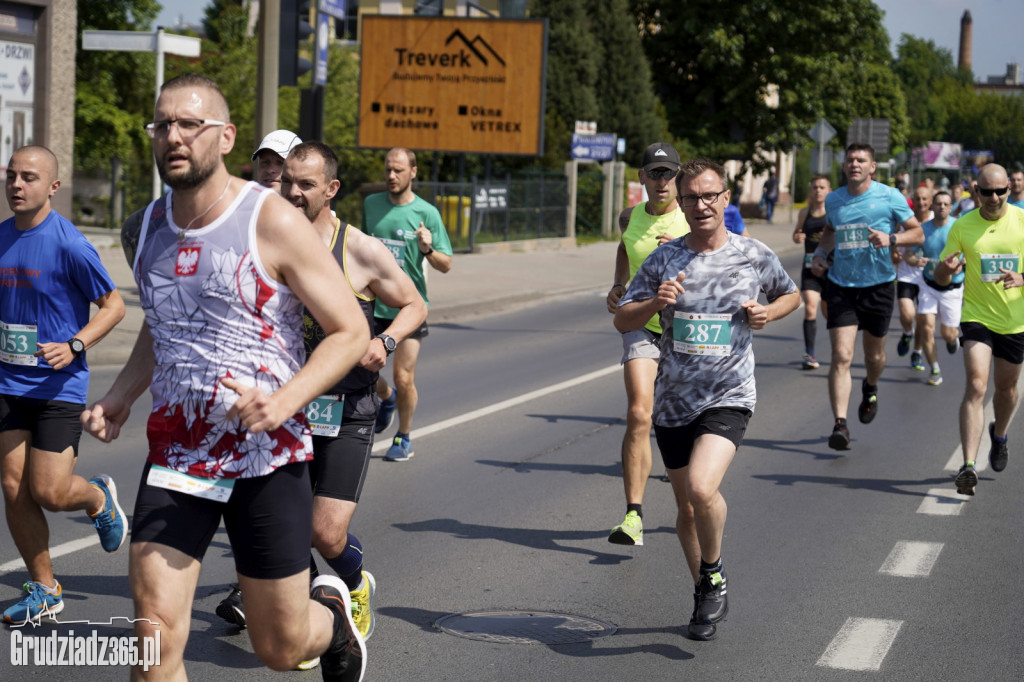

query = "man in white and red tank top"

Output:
[[82, 74, 371, 680]]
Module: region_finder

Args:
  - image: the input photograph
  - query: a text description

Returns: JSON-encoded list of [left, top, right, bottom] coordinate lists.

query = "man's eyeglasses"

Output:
[[144, 119, 227, 139], [976, 185, 1009, 197], [645, 168, 678, 181], [679, 189, 728, 208]]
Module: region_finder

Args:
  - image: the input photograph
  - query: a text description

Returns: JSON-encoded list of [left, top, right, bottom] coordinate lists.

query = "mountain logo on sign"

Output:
[[444, 29, 506, 67]]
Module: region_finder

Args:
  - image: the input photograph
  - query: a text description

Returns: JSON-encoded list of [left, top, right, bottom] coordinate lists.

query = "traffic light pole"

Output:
[[256, 0, 281, 144]]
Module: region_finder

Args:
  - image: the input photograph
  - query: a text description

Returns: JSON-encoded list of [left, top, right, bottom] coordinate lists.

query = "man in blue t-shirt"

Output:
[[1009, 169, 1024, 209], [810, 144, 924, 450], [0, 146, 126, 624]]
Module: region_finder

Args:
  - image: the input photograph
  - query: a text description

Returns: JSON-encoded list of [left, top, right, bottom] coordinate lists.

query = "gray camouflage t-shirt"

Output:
[[621, 233, 796, 427]]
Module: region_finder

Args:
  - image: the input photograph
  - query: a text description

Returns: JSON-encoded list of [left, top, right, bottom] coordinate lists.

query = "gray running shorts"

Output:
[[621, 327, 661, 364]]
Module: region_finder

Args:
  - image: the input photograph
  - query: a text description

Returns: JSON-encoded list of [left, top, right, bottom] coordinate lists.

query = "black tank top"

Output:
[[302, 221, 377, 394], [802, 211, 828, 252]]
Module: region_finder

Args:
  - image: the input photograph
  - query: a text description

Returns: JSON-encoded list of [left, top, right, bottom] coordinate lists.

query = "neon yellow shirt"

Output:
[[940, 205, 1024, 334], [622, 202, 688, 333]]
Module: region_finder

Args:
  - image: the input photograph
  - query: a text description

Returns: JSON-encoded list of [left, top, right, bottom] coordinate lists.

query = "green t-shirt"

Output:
[[362, 192, 453, 320], [940, 205, 1024, 334]]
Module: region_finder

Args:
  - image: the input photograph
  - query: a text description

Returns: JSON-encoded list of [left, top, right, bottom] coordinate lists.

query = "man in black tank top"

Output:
[[791, 175, 831, 369]]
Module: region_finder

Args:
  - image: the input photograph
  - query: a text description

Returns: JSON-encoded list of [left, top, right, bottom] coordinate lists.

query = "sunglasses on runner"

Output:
[[976, 186, 1009, 197], [645, 168, 678, 181]]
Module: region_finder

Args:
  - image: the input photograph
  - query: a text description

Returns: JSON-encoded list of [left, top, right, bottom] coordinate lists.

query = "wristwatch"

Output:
[[68, 338, 85, 357], [420, 246, 435, 256], [376, 333, 397, 356], [891, 232, 898, 247]]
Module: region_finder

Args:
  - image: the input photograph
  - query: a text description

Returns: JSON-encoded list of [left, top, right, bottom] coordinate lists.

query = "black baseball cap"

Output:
[[641, 142, 681, 172]]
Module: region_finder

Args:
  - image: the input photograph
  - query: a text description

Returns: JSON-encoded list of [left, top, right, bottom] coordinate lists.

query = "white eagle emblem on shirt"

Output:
[[176, 247, 201, 276]]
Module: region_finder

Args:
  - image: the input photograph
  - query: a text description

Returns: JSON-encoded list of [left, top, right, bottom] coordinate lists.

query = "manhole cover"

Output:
[[434, 610, 617, 645]]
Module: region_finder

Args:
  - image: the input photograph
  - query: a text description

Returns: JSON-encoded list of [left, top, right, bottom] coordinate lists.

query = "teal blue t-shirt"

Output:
[[825, 182, 914, 288], [920, 218, 964, 284], [362, 193, 453, 320]]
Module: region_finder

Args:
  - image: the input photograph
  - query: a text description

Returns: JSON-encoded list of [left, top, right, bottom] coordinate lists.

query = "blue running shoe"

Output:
[[384, 436, 414, 462], [89, 474, 127, 552], [374, 389, 397, 434], [3, 581, 64, 624]]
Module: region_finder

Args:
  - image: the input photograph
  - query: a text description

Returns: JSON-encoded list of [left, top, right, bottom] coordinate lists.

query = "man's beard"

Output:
[[157, 150, 217, 191]]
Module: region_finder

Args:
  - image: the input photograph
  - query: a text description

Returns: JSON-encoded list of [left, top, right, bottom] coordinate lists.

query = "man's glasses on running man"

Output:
[[976, 185, 1009, 197], [645, 168, 678, 181], [144, 119, 227, 139], [678, 189, 728, 208]]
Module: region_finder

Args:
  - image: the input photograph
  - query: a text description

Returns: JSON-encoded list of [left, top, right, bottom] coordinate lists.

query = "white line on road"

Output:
[[0, 536, 99, 575], [372, 364, 622, 453], [917, 487, 969, 515], [879, 541, 944, 577], [817, 617, 903, 671]]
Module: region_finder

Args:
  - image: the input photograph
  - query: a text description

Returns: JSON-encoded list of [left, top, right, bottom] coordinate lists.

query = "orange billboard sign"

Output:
[[358, 15, 547, 156]]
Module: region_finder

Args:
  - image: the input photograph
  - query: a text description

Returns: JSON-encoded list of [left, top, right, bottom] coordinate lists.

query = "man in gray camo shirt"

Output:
[[615, 158, 800, 641]]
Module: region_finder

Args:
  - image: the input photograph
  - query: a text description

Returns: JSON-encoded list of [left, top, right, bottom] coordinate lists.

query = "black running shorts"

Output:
[[960, 322, 1024, 365], [131, 461, 313, 580], [0, 395, 84, 456], [824, 279, 896, 338], [311, 392, 376, 503], [896, 281, 920, 302], [375, 316, 428, 340], [654, 407, 752, 470]]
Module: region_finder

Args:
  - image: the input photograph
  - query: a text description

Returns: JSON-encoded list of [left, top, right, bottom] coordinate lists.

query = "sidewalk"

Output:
[[80, 218, 801, 368]]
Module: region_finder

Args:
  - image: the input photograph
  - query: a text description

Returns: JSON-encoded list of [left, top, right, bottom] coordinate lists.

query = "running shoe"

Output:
[[989, 422, 1009, 472], [374, 389, 397, 434], [828, 421, 851, 450], [927, 369, 943, 386], [897, 332, 913, 357], [910, 350, 926, 371], [310, 575, 366, 682], [947, 339, 960, 354], [802, 353, 820, 370], [350, 571, 376, 640], [608, 510, 644, 546], [687, 592, 716, 641], [384, 436, 414, 462], [858, 389, 878, 424], [694, 570, 728, 624], [955, 463, 978, 496], [295, 657, 320, 670], [89, 474, 126, 552], [3, 581, 64, 625], [215, 584, 246, 628]]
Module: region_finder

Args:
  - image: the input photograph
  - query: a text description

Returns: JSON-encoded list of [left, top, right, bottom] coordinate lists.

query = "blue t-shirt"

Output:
[[1009, 197, 1024, 209], [920, 218, 964, 285], [825, 182, 914, 288], [724, 204, 746, 235], [0, 211, 116, 402]]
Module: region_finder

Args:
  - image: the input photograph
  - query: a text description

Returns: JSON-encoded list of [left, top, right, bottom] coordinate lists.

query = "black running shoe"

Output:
[[947, 339, 959, 354], [310, 575, 366, 682], [989, 422, 1009, 472], [215, 584, 246, 629], [828, 422, 851, 451], [694, 570, 728, 624], [897, 332, 912, 357], [954, 464, 978, 496], [858, 384, 878, 424], [686, 592, 717, 641]]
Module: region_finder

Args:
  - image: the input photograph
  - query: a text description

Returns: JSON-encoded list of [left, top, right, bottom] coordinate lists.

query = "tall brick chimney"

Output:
[[958, 10, 972, 72]]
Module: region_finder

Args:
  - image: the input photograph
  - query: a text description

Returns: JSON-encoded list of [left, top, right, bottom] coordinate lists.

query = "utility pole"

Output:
[[255, 0, 281, 144]]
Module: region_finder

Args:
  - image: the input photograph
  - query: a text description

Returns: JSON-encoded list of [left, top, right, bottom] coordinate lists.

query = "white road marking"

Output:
[[372, 364, 621, 453], [817, 617, 903, 671], [0, 536, 99, 575], [879, 541, 943, 577], [917, 487, 969, 515]]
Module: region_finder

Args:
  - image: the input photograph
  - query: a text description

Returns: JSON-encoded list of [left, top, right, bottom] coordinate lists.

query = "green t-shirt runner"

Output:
[[362, 192, 453, 319]]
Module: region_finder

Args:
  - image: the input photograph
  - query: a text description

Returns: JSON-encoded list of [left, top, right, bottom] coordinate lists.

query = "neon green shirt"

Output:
[[362, 192, 453, 320], [622, 202, 689, 333], [940, 205, 1024, 334]]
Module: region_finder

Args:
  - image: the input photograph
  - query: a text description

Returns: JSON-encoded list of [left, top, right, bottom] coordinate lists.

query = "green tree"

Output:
[[891, 35, 967, 146], [529, 0, 600, 168], [631, 0, 906, 167], [586, 0, 667, 165], [202, 0, 249, 46]]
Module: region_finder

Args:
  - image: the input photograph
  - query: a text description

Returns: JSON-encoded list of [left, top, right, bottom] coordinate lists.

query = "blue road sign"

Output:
[[315, 13, 329, 86], [320, 0, 346, 20], [571, 133, 615, 161]]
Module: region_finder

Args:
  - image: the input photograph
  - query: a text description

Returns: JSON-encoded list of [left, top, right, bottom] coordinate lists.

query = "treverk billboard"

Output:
[[358, 15, 547, 156]]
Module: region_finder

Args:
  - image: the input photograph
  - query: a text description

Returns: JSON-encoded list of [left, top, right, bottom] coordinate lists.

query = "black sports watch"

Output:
[[68, 338, 85, 357], [376, 334, 397, 356]]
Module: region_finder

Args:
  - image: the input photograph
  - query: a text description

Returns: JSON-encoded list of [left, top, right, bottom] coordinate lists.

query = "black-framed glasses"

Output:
[[976, 185, 1009, 197], [144, 119, 227, 139], [645, 168, 678, 181], [679, 189, 728, 208]]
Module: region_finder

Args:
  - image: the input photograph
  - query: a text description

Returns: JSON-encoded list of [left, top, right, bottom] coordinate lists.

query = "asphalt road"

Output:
[[1, 248, 1022, 680]]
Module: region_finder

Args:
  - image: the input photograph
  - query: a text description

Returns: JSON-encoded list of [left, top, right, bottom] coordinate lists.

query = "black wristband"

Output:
[[421, 246, 434, 256]]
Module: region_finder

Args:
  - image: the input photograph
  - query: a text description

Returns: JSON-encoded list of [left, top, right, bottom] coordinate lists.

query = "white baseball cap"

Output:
[[251, 129, 302, 161]]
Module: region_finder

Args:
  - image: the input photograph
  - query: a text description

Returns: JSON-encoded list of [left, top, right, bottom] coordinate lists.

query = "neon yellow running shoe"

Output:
[[294, 657, 319, 670], [608, 510, 644, 546], [350, 570, 376, 640]]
